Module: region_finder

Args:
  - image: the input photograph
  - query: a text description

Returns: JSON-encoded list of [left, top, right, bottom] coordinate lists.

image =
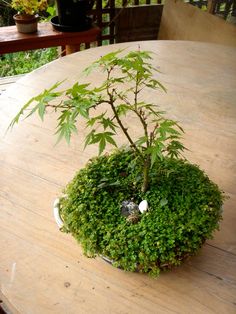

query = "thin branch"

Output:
[[105, 68, 144, 159], [114, 75, 150, 149], [109, 92, 143, 159], [114, 90, 132, 107], [149, 122, 159, 146], [45, 103, 71, 110], [134, 70, 150, 148]]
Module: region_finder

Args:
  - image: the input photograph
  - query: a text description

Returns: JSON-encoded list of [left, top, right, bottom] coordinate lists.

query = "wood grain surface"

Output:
[[0, 41, 236, 314]]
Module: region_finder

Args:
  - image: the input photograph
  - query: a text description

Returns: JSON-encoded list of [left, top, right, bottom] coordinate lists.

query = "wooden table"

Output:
[[0, 41, 236, 314], [0, 22, 100, 55]]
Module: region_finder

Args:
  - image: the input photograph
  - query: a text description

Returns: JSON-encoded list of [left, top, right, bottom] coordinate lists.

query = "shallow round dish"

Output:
[[51, 16, 92, 32]]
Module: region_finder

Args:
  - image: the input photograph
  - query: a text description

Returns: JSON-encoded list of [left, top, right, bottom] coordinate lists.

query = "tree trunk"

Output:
[[141, 157, 151, 193]]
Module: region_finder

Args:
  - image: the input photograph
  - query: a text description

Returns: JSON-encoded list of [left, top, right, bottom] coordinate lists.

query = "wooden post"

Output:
[[65, 44, 81, 55], [207, 0, 216, 14]]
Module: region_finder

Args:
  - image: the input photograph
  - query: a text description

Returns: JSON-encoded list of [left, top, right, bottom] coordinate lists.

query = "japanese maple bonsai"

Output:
[[10, 50, 224, 276]]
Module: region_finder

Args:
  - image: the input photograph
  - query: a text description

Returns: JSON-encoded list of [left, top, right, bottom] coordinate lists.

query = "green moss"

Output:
[[60, 148, 224, 276]]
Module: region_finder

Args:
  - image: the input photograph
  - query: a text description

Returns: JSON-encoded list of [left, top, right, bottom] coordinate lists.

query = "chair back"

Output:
[[158, 0, 236, 47]]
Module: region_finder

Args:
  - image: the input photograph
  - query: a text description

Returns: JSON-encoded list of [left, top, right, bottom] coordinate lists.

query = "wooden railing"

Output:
[[0, 0, 235, 56], [91, 0, 164, 45], [90, 0, 235, 45], [0, 23, 101, 55]]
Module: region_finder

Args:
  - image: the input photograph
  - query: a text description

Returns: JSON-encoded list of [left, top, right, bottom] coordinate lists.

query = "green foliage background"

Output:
[[0, 0, 58, 77], [0, 48, 58, 77], [60, 149, 224, 276]]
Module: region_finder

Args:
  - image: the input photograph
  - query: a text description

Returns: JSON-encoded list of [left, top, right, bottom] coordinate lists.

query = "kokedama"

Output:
[[10, 49, 224, 276]]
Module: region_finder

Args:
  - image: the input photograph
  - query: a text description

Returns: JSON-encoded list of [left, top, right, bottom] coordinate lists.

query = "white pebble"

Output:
[[139, 200, 148, 213]]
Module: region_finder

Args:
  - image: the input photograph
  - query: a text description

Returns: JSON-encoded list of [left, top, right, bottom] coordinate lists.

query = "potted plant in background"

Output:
[[51, 0, 95, 32], [9, 50, 224, 276], [11, 0, 48, 33]]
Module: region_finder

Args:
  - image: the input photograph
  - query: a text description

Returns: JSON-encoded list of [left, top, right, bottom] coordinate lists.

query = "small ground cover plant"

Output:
[[10, 49, 224, 276], [60, 149, 223, 275]]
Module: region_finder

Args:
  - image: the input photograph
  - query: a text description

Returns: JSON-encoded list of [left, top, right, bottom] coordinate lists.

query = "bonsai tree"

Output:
[[9, 49, 224, 276], [10, 49, 185, 192]]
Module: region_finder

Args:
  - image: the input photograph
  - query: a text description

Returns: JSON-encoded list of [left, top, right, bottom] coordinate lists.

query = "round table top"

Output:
[[0, 41, 236, 314]]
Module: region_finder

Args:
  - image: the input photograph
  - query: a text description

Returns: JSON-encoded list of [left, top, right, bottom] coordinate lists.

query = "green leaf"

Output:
[[135, 136, 147, 147], [156, 120, 182, 139], [99, 137, 106, 155], [167, 140, 186, 158], [38, 101, 46, 121], [55, 121, 77, 144], [99, 49, 125, 62], [145, 79, 167, 92], [84, 131, 117, 155], [116, 104, 130, 116], [54, 108, 78, 144], [66, 82, 90, 97], [83, 63, 100, 76], [100, 117, 117, 132], [8, 80, 64, 131], [147, 141, 165, 167], [84, 130, 95, 149], [8, 97, 33, 130], [76, 103, 90, 119], [84, 49, 125, 75], [105, 135, 117, 147]]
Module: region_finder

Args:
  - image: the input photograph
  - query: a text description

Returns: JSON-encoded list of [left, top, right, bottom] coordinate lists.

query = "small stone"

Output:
[[121, 200, 139, 217], [127, 212, 140, 224], [139, 200, 148, 213]]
